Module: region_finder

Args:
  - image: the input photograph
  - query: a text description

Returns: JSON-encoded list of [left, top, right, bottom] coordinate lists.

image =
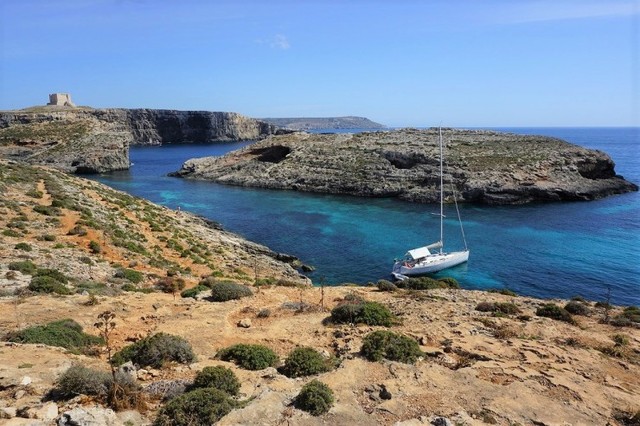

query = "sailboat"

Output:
[[391, 127, 469, 279]]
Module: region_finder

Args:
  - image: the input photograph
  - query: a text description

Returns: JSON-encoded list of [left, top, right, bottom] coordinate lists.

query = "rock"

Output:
[[261, 367, 279, 379], [57, 407, 118, 426], [431, 417, 453, 426], [24, 402, 58, 421], [1, 406, 17, 418], [237, 318, 252, 328], [118, 361, 137, 379], [19, 376, 31, 386], [171, 129, 638, 205], [379, 384, 392, 400], [14, 390, 26, 399]]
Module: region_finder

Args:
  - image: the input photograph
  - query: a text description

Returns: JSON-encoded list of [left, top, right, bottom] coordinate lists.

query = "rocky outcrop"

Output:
[[170, 128, 638, 205], [261, 116, 386, 130], [0, 107, 280, 173]]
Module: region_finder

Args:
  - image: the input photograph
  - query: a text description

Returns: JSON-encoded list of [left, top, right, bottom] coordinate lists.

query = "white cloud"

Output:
[[256, 34, 291, 50]]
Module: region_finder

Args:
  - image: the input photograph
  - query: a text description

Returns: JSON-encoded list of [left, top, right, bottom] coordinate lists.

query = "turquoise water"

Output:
[[92, 128, 640, 305]]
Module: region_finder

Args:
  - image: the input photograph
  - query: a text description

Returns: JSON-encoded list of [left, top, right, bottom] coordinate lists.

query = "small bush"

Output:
[[6, 319, 103, 351], [111, 332, 196, 368], [180, 285, 209, 299], [475, 302, 520, 315], [208, 281, 253, 302], [612, 334, 630, 346], [54, 364, 111, 399], [67, 225, 87, 236], [330, 300, 394, 326], [488, 288, 518, 297], [33, 205, 60, 216], [14, 242, 32, 252], [42, 234, 56, 241], [191, 366, 240, 396], [156, 277, 186, 295], [9, 260, 37, 275], [610, 306, 640, 327], [3, 229, 21, 237], [257, 308, 271, 318], [536, 304, 576, 325], [89, 240, 101, 254], [120, 283, 154, 293], [28, 276, 71, 295], [377, 280, 397, 292], [217, 344, 278, 370], [280, 347, 333, 378], [564, 301, 591, 316], [153, 388, 235, 426], [361, 330, 422, 363], [397, 276, 459, 290], [294, 379, 334, 416], [115, 268, 144, 284], [35, 268, 69, 283]]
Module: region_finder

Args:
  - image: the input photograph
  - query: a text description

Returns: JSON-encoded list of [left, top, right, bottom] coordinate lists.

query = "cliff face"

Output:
[[170, 128, 639, 205], [0, 107, 279, 173]]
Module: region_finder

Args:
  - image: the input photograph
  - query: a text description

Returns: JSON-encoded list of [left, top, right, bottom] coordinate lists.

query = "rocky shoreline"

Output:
[[0, 107, 283, 173], [170, 128, 638, 205]]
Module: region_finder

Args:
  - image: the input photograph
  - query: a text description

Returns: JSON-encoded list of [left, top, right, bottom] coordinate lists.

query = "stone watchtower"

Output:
[[47, 93, 76, 107]]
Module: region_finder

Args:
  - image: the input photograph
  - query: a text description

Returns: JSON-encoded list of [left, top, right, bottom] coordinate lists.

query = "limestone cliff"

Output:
[[170, 128, 639, 205], [0, 107, 280, 173]]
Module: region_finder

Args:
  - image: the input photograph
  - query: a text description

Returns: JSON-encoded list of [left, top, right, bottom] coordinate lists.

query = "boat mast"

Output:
[[439, 127, 444, 253]]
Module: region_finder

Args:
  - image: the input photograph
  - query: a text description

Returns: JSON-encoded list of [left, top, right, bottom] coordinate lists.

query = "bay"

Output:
[[91, 128, 640, 306]]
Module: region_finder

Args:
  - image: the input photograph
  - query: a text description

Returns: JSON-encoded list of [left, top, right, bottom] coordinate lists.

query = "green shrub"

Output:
[[28, 276, 71, 295], [217, 344, 278, 370], [208, 281, 253, 302], [191, 366, 240, 396], [564, 301, 591, 316], [115, 268, 144, 284], [156, 277, 186, 294], [397, 276, 459, 290], [280, 347, 333, 378], [2, 229, 21, 237], [26, 189, 43, 199], [610, 306, 640, 327], [67, 225, 87, 236], [8, 260, 37, 275], [330, 299, 394, 326], [180, 285, 209, 299], [361, 330, 422, 363], [475, 302, 520, 315], [14, 242, 32, 252], [33, 205, 60, 216], [54, 364, 111, 398], [89, 240, 101, 254], [5, 319, 103, 351], [488, 288, 518, 297], [377, 280, 397, 292], [42, 234, 56, 241], [111, 332, 196, 368], [536, 304, 576, 325], [153, 388, 235, 426], [35, 268, 69, 284], [294, 379, 334, 416]]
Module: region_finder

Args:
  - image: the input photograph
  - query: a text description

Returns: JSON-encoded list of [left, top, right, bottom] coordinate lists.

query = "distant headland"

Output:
[[261, 116, 386, 130]]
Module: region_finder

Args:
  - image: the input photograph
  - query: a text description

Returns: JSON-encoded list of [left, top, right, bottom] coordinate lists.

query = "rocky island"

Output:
[[0, 106, 282, 173], [171, 128, 638, 205]]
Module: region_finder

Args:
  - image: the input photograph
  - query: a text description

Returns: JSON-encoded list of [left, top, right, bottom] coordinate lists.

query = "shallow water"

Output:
[[92, 128, 640, 305]]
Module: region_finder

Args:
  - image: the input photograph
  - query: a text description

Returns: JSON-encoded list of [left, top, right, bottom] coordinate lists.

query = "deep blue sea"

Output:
[[91, 128, 640, 306]]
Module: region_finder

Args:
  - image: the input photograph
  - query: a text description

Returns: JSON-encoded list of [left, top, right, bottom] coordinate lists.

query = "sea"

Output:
[[91, 127, 640, 306]]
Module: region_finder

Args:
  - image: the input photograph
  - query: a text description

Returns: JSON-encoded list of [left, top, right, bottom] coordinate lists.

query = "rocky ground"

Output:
[[0, 161, 638, 425], [171, 128, 638, 205]]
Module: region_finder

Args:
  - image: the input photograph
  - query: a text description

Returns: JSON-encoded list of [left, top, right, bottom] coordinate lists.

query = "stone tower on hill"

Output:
[[47, 93, 75, 107]]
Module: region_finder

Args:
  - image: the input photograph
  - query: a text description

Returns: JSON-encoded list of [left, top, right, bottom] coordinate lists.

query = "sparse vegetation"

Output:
[[396, 276, 460, 290], [475, 301, 521, 315], [361, 330, 422, 363], [8, 260, 37, 275], [54, 364, 112, 399], [111, 332, 196, 368], [180, 285, 209, 299], [217, 343, 278, 370], [609, 306, 640, 327], [294, 380, 334, 416], [28, 275, 72, 295], [376, 280, 397, 292], [14, 242, 32, 251], [280, 347, 334, 378], [115, 268, 144, 284], [564, 301, 591, 316], [488, 288, 518, 297], [89, 240, 102, 254]]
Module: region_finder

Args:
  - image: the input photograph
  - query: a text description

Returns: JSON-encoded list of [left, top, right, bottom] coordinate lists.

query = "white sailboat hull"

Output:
[[393, 250, 469, 276]]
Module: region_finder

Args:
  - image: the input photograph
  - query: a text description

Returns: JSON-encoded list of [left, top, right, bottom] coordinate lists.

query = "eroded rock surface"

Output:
[[171, 128, 638, 204]]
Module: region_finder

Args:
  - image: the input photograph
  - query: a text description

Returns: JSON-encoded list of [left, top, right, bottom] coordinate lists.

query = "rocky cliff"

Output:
[[0, 107, 280, 173], [262, 116, 386, 130], [170, 128, 638, 205]]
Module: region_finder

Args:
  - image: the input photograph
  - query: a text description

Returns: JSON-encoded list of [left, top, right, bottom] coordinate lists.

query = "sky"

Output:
[[1, 0, 639, 127]]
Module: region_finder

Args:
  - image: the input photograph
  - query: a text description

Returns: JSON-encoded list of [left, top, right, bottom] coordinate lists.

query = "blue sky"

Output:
[[1, 0, 638, 127]]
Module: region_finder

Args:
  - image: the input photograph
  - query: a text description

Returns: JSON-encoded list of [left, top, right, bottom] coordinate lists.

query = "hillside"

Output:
[[261, 116, 386, 130], [0, 161, 638, 425], [171, 128, 638, 205]]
